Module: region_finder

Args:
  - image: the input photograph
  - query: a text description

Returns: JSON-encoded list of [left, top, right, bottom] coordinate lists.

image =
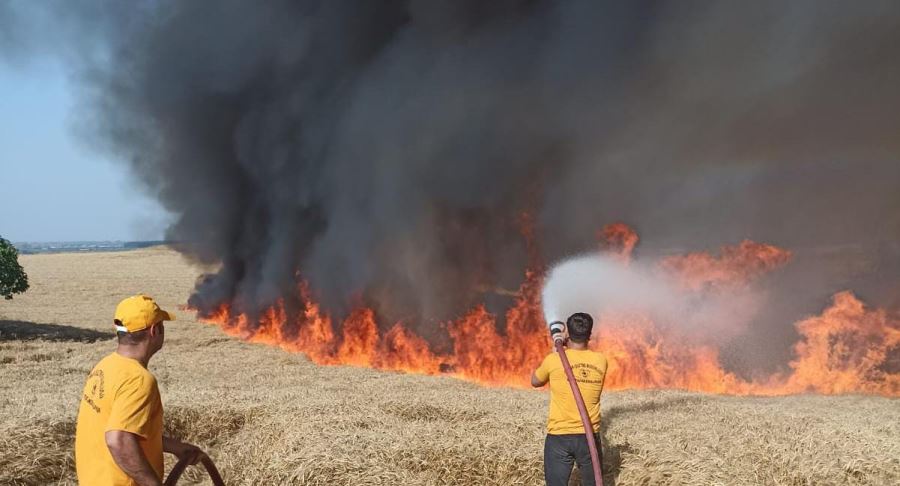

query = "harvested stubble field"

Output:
[[0, 248, 898, 485]]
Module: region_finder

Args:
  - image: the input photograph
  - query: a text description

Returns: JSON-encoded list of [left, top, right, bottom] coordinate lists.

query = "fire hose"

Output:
[[164, 450, 225, 486], [549, 322, 604, 486]]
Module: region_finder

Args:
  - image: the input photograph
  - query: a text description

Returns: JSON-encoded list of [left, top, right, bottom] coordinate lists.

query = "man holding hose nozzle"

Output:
[[531, 312, 608, 486]]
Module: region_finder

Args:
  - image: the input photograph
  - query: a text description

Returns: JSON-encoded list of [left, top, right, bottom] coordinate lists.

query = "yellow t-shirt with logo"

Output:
[[535, 349, 608, 435], [75, 352, 164, 485]]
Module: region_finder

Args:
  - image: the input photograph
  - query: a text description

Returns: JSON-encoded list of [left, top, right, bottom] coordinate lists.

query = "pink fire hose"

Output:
[[552, 327, 604, 486], [164, 450, 225, 486]]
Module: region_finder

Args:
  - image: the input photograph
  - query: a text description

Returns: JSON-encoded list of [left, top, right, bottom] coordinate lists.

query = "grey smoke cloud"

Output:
[[6, 1, 900, 345]]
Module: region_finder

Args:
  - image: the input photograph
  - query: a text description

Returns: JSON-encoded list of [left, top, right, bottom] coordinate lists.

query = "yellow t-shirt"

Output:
[[75, 352, 164, 485], [535, 349, 608, 435]]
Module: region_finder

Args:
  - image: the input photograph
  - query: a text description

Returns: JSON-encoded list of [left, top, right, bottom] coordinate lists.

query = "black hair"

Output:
[[566, 312, 593, 343]]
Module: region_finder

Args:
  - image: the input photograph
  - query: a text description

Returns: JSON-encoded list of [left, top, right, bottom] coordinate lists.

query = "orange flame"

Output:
[[598, 222, 639, 264], [782, 291, 900, 395], [195, 225, 899, 396], [660, 240, 793, 291]]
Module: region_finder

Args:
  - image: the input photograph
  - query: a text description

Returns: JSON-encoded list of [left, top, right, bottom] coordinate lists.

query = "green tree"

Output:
[[0, 237, 29, 300]]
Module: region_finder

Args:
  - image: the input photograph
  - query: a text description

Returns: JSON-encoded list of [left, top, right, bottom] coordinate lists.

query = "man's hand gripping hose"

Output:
[[164, 449, 225, 486]]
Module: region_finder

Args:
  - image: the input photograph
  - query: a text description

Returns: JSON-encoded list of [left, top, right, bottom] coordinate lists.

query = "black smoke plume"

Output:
[[5, 1, 900, 355]]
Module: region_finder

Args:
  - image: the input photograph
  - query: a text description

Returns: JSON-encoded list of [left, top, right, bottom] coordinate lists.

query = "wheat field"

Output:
[[0, 248, 898, 485]]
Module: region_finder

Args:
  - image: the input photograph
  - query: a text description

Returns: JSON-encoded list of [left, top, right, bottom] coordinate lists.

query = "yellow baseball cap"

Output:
[[114, 295, 175, 333]]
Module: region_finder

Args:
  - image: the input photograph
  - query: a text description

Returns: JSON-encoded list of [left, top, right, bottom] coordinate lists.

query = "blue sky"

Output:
[[0, 59, 169, 242]]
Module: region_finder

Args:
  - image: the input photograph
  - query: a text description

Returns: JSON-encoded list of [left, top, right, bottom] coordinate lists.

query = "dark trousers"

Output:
[[544, 433, 603, 486]]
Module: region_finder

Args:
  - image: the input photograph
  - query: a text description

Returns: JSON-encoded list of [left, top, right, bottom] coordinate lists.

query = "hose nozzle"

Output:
[[549, 321, 566, 344]]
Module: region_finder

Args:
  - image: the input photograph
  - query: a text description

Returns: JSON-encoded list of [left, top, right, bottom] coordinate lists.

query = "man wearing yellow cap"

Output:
[[75, 295, 204, 486]]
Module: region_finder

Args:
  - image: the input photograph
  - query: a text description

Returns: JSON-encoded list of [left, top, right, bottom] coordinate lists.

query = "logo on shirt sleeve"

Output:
[[83, 369, 105, 413]]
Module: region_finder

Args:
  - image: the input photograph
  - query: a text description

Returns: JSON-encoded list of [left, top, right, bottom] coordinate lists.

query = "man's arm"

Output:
[[105, 430, 162, 486], [163, 436, 206, 465], [532, 355, 551, 387], [531, 371, 548, 387]]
